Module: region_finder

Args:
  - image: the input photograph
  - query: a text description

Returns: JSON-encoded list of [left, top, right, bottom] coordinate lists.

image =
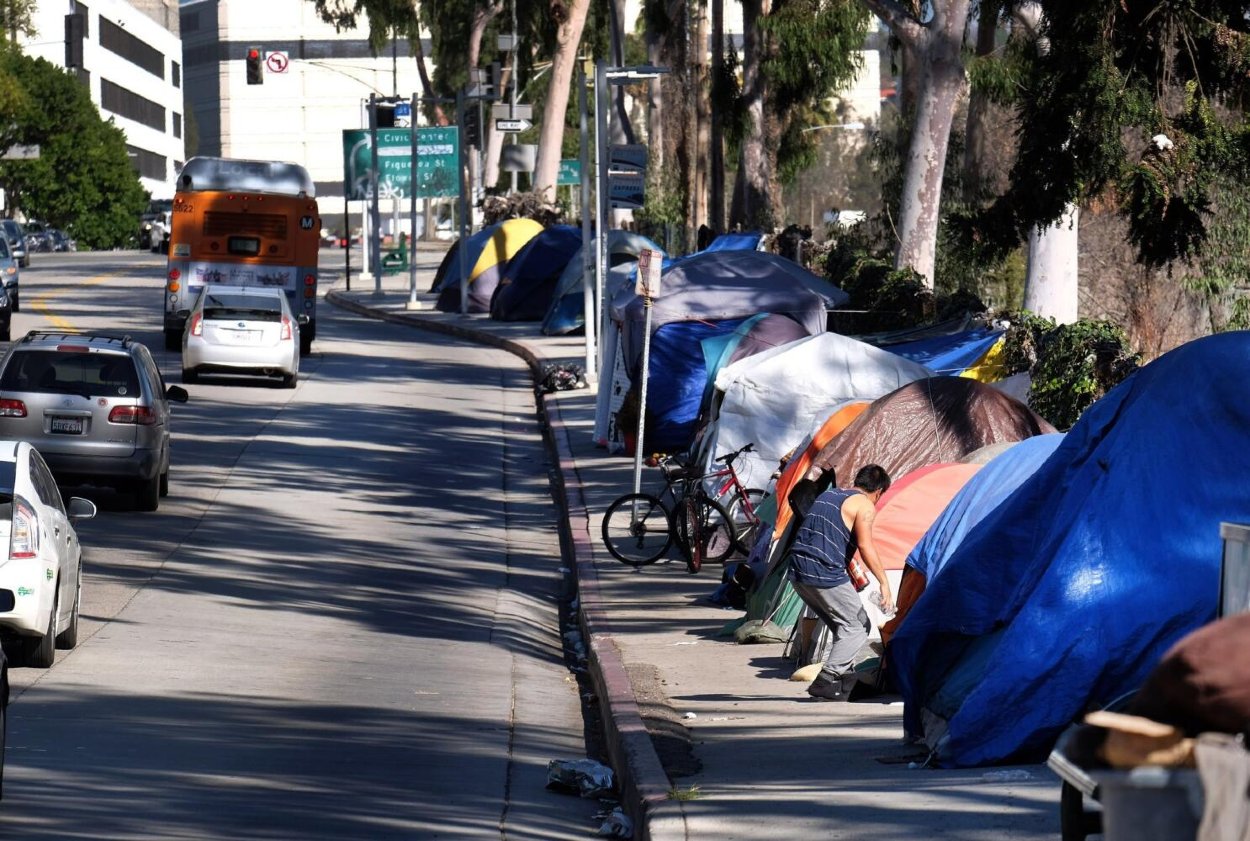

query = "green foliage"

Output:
[[1003, 2, 1250, 268], [1001, 314, 1141, 430], [0, 47, 146, 249], [634, 167, 688, 255], [759, 0, 870, 185]]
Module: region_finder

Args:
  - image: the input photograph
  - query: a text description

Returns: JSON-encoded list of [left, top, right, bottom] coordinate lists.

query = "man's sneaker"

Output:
[[807, 675, 849, 701]]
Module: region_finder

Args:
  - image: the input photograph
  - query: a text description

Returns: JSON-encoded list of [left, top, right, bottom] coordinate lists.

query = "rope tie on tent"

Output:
[[924, 377, 945, 455]]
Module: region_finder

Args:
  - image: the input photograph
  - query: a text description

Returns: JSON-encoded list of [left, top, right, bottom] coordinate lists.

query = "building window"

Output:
[[101, 79, 165, 132], [171, 61, 181, 88], [126, 145, 166, 181], [173, 113, 182, 139], [76, 3, 90, 36], [100, 18, 163, 78]]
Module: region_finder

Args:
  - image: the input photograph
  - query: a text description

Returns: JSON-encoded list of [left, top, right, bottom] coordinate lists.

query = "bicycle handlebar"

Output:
[[715, 442, 755, 466]]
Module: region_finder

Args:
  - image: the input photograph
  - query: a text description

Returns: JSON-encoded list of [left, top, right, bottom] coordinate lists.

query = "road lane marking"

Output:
[[30, 270, 132, 331]]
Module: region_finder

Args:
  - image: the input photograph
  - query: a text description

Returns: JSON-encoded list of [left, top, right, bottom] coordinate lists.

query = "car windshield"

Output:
[[0, 351, 140, 397], [202, 293, 282, 322]]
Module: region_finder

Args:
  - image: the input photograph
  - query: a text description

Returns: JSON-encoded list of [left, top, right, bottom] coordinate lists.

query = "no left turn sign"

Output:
[[265, 51, 289, 74]]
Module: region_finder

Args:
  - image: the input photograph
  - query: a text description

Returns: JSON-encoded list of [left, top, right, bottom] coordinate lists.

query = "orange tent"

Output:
[[771, 401, 870, 536], [861, 462, 983, 643]]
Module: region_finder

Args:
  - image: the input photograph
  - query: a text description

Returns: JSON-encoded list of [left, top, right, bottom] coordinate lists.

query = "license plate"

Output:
[[50, 416, 84, 435], [227, 329, 261, 343]]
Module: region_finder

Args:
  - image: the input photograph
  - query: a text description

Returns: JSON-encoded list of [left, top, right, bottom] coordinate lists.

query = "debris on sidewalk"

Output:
[[594, 806, 632, 838], [537, 363, 588, 394], [546, 758, 616, 798]]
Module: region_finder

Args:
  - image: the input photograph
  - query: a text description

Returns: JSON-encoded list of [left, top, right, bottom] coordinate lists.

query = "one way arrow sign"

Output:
[[495, 118, 532, 132]]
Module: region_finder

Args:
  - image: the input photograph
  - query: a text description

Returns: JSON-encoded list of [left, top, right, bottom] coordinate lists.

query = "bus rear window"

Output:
[[228, 236, 261, 256]]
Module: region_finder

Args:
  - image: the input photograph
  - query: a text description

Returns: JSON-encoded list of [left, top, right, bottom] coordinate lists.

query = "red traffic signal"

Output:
[[246, 46, 264, 85]]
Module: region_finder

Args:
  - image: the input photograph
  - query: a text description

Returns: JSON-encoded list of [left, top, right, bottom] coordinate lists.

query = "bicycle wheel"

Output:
[[602, 493, 673, 566], [727, 488, 768, 556], [675, 495, 736, 571]]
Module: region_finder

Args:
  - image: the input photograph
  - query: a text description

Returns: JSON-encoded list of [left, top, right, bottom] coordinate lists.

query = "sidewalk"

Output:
[[326, 254, 1068, 841]]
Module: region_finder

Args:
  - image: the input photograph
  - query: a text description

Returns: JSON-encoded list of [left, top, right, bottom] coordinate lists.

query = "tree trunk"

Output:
[[534, 0, 592, 197], [1024, 204, 1080, 323], [881, 0, 971, 287], [608, 0, 636, 144], [411, 27, 448, 126], [467, 1, 503, 71], [647, 22, 664, 171], [961, 4, 998, 199], [730, 0, 771, 229], [709, 0, 725, 232], [692, 0, 711, 244], [482, 62, 514, 190]]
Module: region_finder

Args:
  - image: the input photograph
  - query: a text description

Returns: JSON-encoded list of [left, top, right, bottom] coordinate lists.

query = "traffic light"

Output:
[[464, 104, 482, 148], [246, 47, 264, 85]]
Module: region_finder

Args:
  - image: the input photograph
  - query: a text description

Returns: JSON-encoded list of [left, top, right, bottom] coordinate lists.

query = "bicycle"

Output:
[[600, 443, 767, 573], [698, 443, 768, 558]]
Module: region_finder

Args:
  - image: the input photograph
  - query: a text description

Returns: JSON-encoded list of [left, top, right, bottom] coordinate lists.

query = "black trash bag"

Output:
[[545, 758, 616, 798], [538, 363, 589, 394]]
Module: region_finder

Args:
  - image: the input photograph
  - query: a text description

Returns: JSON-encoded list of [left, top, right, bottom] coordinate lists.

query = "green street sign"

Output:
[[342, 127, 460, 200], [557, 159, 581, 186]]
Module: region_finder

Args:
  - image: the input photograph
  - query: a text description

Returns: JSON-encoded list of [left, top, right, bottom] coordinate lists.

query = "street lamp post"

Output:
[[589, 62, 669, 383]]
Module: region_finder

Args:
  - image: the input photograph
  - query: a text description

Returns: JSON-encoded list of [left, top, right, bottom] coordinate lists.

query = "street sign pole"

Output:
[[578, 61, 596, 385], [368, 94, 382, 294], [407, 92, 421, 311], [457, 88, 469, 316], [631, 249, 662, 498], [594, 60, 609, 376]]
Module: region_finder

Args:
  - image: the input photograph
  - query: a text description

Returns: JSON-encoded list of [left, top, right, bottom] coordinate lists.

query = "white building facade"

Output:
[[180, 0, 428, 209], [22, 0, 185, 200]]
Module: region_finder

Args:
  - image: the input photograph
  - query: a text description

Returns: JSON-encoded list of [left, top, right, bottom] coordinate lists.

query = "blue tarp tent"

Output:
[[607, 250, 848, 454], [891, 332, 1250, 767], [886, 328, 1004, 378], [906, 433, 1067, 583], [704, 232, 764, 252], [489, 225, 583, 321], [542, 231, 663, 335]]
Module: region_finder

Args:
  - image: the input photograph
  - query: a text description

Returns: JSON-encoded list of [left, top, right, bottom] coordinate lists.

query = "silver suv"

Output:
[[0, 332, 189, 511], [0, 220, 27, 269]]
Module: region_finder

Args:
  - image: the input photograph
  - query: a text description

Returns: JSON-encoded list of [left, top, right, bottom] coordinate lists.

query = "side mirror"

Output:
[[166, 384, 189, 403], [67, 497, 97, 521]]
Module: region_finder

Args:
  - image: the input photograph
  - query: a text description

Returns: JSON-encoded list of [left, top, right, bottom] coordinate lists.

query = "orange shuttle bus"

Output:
[[163, 156, 321, 354]]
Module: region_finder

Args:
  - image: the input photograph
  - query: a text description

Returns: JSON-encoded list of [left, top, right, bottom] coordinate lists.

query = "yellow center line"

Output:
[[29, 269, 135, 331]]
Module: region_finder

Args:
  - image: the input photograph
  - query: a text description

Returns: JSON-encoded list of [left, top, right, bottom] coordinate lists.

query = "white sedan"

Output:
[[0, 440, 96, 668], [181, 285, 302, 388]]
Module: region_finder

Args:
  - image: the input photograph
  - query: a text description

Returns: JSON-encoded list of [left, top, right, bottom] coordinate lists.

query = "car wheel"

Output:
[[9, 294, 17, 314], [164, 329, 181, 352], [181, 367, 198, 384], [159, 467, 169, 497], [55, 570, 80, 650], [134, 473, 160, 512], [0, 326, 9, 343], [24, 593, 57, 668], [281, 370, 297, 389]]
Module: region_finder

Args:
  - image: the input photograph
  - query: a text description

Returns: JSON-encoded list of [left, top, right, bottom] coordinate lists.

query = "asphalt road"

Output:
[[0, 250, 596, 838]]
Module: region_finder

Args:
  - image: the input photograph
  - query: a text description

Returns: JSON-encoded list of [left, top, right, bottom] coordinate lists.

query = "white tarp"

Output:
[[703, 332, 934, 491]]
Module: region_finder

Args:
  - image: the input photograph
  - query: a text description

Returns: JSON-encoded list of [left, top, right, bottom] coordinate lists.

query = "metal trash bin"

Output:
[[1219, 522, 1250, 617], [1091, 765, 1203, 841]]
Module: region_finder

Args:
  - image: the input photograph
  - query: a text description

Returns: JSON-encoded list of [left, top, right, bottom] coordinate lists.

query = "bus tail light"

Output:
[[304, 274, 316, 286], [11, 497, 37, 559], [109, 406, 157, 425], [167, 268, 181, 293], [188, 312, 203, 336], [0, 399, 27, 418], [280, 315, 292, 341]]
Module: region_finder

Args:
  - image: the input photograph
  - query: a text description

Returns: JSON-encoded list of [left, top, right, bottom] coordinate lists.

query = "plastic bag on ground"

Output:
[[545, 758, 616, 798]]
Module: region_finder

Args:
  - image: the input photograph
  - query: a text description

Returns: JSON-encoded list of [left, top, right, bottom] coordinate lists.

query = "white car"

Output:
[[0, 440, 96, 668], [181, 285, 302, 388]]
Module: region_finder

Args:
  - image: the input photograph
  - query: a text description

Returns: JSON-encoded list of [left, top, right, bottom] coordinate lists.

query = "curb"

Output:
[[326, 290, 687, 840]]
